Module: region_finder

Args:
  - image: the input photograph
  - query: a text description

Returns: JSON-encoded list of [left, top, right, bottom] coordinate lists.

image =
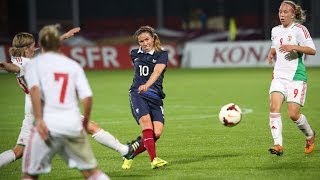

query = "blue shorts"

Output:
[[129, 91, 165, 124]]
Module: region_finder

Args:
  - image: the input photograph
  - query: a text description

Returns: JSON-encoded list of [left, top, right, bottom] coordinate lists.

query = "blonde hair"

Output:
[[9, 32, 35, 57], [38, 24, 61, 51], [282, 0, 306, 23], [134, 25, 162, 52]]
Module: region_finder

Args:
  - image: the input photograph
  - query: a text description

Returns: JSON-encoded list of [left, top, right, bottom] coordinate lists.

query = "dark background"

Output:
[[0, 0, 319, 44]]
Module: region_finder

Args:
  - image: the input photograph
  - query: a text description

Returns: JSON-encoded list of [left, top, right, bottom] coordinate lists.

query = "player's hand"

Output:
[[285, 51, 299, 61], [138, 84, 148, 93], [36, 119, 49, 141], [0, 62, 5, 69], [267, 53, 274, 65], [267, 48, 276, 65], [82, 116, 89, 132], [279, 45, 294, 53]]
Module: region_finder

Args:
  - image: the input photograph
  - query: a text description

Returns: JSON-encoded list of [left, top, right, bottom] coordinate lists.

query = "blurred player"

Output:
[[0, 32, 38, 169], [22, 24, 109, 179], [267, 1, 316, 156], [0, 27, 134, 169], [122, 25, 168, 169]]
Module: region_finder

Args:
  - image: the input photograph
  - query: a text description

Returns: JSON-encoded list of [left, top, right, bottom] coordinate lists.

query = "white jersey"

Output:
[[11, 57, 31, 94], [25, 52, 92, 137], [271, 23, 316, 81]]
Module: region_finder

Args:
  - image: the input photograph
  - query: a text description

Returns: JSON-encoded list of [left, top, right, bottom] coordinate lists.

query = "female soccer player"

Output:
[[267, 0, 316, 156], [122, 25, 168, 169], [23, 24, 109, 179], [0, 32, 36, 168], [0, 27, 134, 169]]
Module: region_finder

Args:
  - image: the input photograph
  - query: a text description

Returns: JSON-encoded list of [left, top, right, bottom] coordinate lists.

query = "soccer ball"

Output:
[[218, 103, 242, 127]]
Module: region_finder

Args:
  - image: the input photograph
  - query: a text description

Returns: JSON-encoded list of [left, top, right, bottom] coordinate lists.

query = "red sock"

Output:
[[142, 129, 156, 161], [133, 135, 159, 157]]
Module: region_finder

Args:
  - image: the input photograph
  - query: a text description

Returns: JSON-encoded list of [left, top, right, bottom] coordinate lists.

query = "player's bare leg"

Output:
[[269, 92, 284, 156]]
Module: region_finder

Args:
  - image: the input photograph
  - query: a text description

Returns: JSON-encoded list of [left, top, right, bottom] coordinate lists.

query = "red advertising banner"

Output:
[[0, 44, 179, 70], [60, 45, 132, 70]]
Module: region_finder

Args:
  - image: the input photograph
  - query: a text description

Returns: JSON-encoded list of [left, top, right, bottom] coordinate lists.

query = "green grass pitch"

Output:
[[0, 68, 319, 179]]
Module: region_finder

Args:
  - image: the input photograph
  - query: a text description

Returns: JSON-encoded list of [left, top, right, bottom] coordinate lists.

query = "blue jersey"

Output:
[[129, 48, 168, 99]]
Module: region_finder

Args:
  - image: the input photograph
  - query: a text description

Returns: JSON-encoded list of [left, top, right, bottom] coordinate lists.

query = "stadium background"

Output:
[[0, 0, 319, 47], [1, 0, 319, 70]]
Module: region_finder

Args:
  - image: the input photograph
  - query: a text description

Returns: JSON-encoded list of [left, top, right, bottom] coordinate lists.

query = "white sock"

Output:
[[0, 150, 16, 168], [92, 129, 129, 156], [87, 170, 110, 180], [295, 114, 314, 139], [269, 113, 283, 146]]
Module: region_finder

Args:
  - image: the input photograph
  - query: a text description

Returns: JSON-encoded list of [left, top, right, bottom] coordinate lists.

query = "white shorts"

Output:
[[22, 128, 97, 175], [269, 78, 307, 106], [16, 95, 34, 146]]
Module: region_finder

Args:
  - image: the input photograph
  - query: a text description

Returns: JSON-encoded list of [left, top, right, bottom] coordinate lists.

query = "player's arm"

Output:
[[24, 60, 48, 140], [29, 86, 42, 122], [29, 85, 49, 140], [76, 66, 93, 131], [280, 45, 316, 55], [267, 48, 276, 64], [138, 63, 166, 93], [60, 27, 81, 41], [268, 28, 277, 64], [281, 26, 316, 56], [81, 96, 92, 131], [0, 61, 20, 73]]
